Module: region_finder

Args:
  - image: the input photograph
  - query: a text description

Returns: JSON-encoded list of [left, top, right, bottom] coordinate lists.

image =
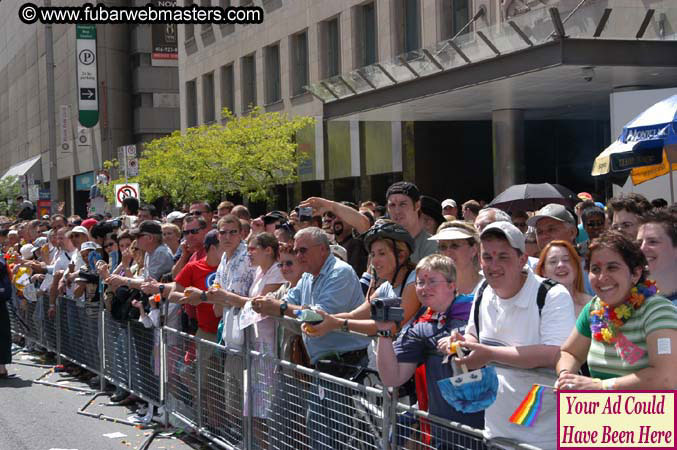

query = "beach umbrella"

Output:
[[488, 183, 577, 212], [592, 94, 677, 202]]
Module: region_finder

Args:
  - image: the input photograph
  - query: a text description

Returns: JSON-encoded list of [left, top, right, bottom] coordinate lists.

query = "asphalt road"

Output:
[[0, 350, 199, 450]]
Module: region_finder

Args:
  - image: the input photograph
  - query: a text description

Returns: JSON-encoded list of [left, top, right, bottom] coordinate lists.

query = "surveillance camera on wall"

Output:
[[582, 67, 595, 82]]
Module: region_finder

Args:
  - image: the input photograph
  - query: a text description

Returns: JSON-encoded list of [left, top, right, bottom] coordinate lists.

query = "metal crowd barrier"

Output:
[[10, 294, 541, 450]]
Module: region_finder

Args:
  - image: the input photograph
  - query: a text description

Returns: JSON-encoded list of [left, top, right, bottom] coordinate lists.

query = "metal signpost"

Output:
[[76, 25, 99, 128]]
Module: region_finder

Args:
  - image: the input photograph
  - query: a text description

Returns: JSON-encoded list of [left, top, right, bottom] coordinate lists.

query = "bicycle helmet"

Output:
[[362, 220, 415, 286], [362, 219, 415, 254]]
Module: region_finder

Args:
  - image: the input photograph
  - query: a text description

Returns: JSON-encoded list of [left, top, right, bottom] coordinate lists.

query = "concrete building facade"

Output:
[[0, 0, 180, 217], [180, 0, 677, 208]]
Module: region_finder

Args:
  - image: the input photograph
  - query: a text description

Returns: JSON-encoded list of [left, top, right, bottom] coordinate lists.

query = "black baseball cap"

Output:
[[130, 220, 162, 237], [420, 195, 444, 225], [263, 211, 286, 224], [386, 181, 421, 203]]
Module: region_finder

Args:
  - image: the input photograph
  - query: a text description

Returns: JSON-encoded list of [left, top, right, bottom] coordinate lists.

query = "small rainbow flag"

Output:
[[509, 384, 545, 427]]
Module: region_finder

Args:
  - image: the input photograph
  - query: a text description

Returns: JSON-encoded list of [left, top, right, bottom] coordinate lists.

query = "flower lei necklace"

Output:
[[590, 280, 657, 343]]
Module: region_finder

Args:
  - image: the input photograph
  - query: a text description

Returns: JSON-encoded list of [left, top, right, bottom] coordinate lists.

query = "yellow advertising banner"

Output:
[[558, 391, 675, 448], [632, 149, 677, 185]]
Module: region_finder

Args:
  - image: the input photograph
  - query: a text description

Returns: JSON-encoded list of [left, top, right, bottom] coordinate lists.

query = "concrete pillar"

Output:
[[492, 109, 525, 195]]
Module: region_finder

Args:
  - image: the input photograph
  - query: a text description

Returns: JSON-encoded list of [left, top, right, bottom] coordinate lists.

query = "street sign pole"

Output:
[[76, 25, 99, 128], [46, 0, 58, 213]]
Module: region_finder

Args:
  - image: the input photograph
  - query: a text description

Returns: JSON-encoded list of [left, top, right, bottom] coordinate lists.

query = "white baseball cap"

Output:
[[166, 211, 187, 223], [441, 199, 457, 209], [480, 222, 525, 253]]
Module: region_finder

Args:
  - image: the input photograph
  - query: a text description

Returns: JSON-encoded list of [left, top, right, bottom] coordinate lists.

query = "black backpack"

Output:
[[472, 278, 558, 337]]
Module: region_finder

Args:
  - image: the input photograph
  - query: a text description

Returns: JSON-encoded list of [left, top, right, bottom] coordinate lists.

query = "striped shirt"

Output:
[[576, 294, 677, 379]]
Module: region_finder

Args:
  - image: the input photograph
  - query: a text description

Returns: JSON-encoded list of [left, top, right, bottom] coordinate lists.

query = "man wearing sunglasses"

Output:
[[169, 230, 223, 342], [205, 214, 255, 315], [189, 201, 214, 226], [285, 227, 369, 449], [171, 216, 209, 279]]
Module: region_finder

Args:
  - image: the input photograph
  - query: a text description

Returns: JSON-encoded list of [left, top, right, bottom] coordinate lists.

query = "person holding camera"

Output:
[[303, 220, 420, 363], [279, 227, 369, 449], [376, 254, 484, 442]]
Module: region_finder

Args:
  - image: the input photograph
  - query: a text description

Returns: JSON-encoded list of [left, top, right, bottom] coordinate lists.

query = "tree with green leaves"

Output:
[[0, 175, 22, 216], [102, 107, 314, 207]]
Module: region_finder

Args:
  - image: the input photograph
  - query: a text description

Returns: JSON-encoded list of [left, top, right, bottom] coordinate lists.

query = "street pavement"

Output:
[[0, 350, 201, 450]]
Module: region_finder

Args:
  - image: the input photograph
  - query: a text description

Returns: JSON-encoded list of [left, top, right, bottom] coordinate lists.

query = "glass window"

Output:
[[265, 44, 281, 104], [325, 18, 340, 77], [403, 0, 420, 52], [221, 64, 234, 115], [291, 31, 309, 96], [202, 72, 215, 123], [362, 2, 377, 66], [185, 79, 197, 127], [241, 53, 257, 112]]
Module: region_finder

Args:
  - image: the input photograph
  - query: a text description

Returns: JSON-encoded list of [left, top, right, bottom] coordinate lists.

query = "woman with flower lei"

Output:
[[555, 231, 677, 391]]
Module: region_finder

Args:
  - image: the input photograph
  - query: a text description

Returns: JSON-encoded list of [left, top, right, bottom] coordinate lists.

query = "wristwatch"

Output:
[[377, 329, 393, 338], [200, 291, 207, 302], [158, 284, 165, 297], [341, 319, 349, 333], [279, 301, 288, 317]]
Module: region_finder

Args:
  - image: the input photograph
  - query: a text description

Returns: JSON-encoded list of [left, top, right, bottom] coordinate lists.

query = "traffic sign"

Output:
[[127, 158, 139, 177], [115, 183, 140, 208], [76, 25, 99, 128]]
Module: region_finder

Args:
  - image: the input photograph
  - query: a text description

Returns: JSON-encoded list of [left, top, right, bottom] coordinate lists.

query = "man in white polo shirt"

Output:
[[453, 222, 575, 449]]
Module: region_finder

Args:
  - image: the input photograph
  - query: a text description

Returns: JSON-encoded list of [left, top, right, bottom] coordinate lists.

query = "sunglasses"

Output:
[[219, 229, 240, 236], [103, 243, 115, 249], [183, 227, 205, 236], [191, 211, 206, 216], [277, 260, 294, 268]]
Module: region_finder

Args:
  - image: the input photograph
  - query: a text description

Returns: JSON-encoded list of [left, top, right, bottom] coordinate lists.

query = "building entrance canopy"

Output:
[[1, 155, 41, 181], [307, 0, 677, 123]]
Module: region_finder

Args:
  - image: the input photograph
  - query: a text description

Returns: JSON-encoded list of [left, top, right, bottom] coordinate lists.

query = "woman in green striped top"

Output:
[[555, 231, 677, 391]]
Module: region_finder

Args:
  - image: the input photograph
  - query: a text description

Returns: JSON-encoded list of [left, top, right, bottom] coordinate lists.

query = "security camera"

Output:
[[582, 67, 595, 82]]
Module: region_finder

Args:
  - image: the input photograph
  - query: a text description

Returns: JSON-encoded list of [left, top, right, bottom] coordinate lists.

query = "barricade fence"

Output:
[[10, 294, 540, 450]]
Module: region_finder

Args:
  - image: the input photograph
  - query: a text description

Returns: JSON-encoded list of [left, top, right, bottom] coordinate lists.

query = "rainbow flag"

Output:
[[509, 384, 545, 427]]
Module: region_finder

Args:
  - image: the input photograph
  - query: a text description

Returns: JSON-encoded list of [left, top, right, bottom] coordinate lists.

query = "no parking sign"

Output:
[[115, 183, 140, 208]]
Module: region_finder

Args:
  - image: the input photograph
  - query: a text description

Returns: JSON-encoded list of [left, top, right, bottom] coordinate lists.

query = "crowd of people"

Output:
[[0, 185, 675, 449]]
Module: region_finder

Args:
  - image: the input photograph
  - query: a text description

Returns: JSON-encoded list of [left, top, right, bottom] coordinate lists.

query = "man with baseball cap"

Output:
[[106, 221, 173, 290], [527, 203, 595, 293], [166, 211, 187, 229], [384, 181, 438, 263], [526, 203, 578, 251], [449, 222, 575, 449], [441, 199, 457, 219]]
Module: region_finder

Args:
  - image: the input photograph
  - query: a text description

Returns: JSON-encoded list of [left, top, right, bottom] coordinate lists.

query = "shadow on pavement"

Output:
[[0, 375, 33, 388]]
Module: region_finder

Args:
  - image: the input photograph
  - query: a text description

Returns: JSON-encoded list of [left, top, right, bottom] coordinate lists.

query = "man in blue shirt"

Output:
[[285, 227, 369, 449]]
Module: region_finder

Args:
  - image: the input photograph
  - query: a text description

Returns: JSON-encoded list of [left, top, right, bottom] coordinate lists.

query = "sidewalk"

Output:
[[0, 349, 205, 450]]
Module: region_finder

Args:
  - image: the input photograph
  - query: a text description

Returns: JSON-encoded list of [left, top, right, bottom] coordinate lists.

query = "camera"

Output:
[[76, 269, 100, 285], [370, 297, 404, 323], [106, 218, 122, 229], [298, 206, 313, 222]]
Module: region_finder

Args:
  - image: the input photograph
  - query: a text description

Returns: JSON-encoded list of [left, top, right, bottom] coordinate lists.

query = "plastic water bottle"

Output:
[[294, 309, 324, 324]]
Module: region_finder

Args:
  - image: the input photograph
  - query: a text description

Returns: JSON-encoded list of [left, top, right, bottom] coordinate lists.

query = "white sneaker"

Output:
[[152, 406, 167, 424]]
